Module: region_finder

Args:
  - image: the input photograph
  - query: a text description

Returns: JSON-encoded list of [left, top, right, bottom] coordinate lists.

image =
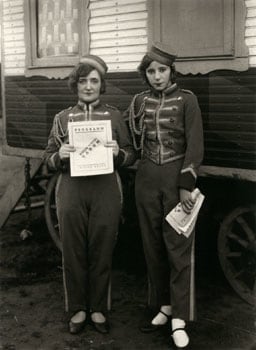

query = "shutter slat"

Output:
[[91, 44, 147, 55], [90, 3, 146, 17], [90, 53, 144, 63], [90, 19, 147, 32], [90, 36, 147, 48], [89, 11, 147, 24], [91, 28, 147, 40], [90, 0, 145, 9]]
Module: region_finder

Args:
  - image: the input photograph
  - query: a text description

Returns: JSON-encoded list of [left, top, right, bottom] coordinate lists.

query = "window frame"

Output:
[[147, 0, 249, 74], [24, 0, 90, 78]]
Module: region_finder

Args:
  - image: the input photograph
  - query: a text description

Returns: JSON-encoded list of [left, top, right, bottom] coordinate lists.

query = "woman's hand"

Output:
[[179, 188, 196, 214], [59, 143, 76, 160], [105, 140, 119, 157]]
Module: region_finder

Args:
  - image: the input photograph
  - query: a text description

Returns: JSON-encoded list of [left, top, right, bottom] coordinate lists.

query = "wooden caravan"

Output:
[[1, 0, 256, 304]]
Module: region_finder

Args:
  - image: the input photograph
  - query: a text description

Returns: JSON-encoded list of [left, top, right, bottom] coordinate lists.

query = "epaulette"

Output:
[[133, 90, 150, 103], [105, 103, 118, 110], [55, 106, 72, 119], [141, 89, 150, 96], [136, 90, 150, 98], [180, 89, 194, 95]]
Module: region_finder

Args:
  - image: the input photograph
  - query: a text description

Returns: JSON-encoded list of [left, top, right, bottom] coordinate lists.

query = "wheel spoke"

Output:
[[218, 206, 256, 305], [236, 216, 255, 242], [233, 269, 245, 279], [227, 232, 248, 248], [227, 252, 242, 257]]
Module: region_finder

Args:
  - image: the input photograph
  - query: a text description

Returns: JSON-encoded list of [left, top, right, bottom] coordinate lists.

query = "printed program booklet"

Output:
[[165, 188, 205, 238], [68, 120, 113, 177]]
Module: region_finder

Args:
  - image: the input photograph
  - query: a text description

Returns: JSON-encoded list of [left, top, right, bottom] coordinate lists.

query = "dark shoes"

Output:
[[68, 310, 87, 334], [90, 312, 110, 334], [68, 311, 109, 335], [91, 319, 110, 334], [140, 310, 171, 333], [69, 319, 86, 334]]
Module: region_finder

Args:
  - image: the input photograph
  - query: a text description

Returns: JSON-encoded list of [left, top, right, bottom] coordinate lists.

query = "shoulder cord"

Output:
[[52, 114, 68, 147], [128, 92, 148, 151]]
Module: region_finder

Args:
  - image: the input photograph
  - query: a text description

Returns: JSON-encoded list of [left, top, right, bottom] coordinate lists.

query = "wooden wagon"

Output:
[[1, 0, 255, 305]]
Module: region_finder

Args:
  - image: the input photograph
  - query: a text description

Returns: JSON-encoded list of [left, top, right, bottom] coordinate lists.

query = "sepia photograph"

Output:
[[0, 0, 255, 349]]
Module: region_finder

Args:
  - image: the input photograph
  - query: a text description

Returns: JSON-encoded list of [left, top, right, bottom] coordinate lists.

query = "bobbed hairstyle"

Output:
[[138, 54, 177, 86], [68, 62, 106, 94]]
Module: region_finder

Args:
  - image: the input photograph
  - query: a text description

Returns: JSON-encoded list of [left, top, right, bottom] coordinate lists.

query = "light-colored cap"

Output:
[[80, 55, 108, 75]]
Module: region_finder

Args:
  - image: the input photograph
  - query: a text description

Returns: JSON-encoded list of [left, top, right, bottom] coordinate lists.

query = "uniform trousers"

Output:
[[135, 158, 196, 321], [56, 172, 122, 315]]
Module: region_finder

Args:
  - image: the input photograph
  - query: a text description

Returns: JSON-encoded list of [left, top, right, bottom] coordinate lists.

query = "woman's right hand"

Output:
[[59, 143, 76, 160], [179, 188, 196, 214]]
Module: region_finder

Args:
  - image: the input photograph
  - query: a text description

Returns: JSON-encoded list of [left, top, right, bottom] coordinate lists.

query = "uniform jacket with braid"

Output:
[[127, 83, 204, 191], [44, 100, 136, 172]]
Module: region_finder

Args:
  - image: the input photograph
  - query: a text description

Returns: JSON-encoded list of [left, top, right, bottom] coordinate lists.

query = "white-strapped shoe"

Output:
[[171, 318, 189, 349], [172, 327, 189, 349]]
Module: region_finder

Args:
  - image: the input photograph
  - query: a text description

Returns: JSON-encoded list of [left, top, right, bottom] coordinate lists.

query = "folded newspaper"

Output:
[[165, 188, 205, 238]]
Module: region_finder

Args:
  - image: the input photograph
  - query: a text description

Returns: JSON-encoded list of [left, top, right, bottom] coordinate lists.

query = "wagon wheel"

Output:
[[218, 205, 256, 305], [44, 173, 62, 251]]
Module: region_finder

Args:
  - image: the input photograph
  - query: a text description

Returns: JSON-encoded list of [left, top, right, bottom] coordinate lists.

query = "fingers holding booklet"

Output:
[[165, 188, 205, 238], [68, 120, 114, 177]]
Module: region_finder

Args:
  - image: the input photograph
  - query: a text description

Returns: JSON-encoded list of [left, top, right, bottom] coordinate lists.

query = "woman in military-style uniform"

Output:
[[126, 42, 204, 349], [44, 55, 136, 335]]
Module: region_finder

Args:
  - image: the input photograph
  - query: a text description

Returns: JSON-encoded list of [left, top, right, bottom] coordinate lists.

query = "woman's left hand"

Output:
[[179, 188, 196, 214], [105, 140, 119, 157]]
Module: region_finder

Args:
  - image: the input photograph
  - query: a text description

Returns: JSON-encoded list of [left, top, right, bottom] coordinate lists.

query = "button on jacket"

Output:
[[128, 83, 204, 190]]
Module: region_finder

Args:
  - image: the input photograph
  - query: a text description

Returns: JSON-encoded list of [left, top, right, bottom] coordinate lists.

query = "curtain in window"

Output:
[[37, 0, 79, 57]]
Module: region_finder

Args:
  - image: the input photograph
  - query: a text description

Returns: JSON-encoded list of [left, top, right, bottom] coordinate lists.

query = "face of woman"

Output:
[[77, 69, 101, 103], [146, 61, 171, 91]]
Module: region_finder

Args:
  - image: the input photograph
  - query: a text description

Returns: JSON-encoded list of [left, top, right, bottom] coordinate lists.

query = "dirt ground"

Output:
[[0, 208, 255, 350]]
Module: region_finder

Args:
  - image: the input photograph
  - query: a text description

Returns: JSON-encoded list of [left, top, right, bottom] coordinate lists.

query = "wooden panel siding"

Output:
[[5, 68, 256, 169], [88, 0, 147, 71], [2, 0, 25, 75], [200, 69, 256, 169], [5, 76, 74, 149], [2, 0, 256, 76], [245, 0, 256, 66]]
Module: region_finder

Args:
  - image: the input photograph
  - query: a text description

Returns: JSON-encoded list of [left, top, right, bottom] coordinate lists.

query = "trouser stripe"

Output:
[[55, 174, 69, 312], [189, 236, 195, 320]]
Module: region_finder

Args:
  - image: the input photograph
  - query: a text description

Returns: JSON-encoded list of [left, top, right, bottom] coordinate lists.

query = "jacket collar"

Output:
[[77, 99, 100, 111], [151, 83, 178, 97]]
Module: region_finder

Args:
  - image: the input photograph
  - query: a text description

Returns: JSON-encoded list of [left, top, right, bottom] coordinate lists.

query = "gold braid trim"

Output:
[[128, 91, 149, 151], [52, 109, 71, 147]]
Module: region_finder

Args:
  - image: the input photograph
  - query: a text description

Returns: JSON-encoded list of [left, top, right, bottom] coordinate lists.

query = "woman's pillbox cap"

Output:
[[147, 42, 177, 66], [80, 55, 108, 75]]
